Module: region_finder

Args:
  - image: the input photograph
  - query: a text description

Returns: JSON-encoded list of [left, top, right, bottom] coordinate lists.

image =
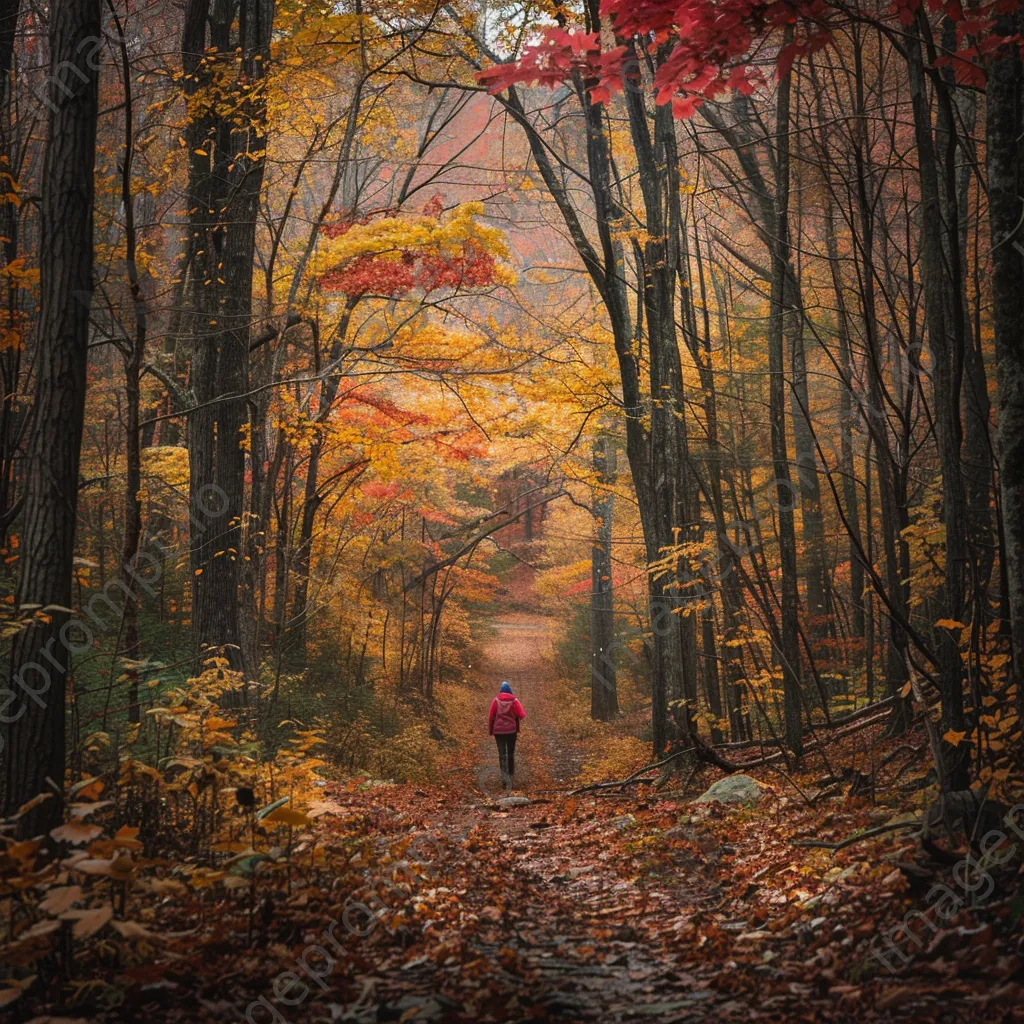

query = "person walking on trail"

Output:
[[488, 681, 525, 788]]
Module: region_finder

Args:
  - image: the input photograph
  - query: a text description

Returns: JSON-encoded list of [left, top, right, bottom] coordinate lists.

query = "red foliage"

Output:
[[418, 240, 497, 292], [476, 0, 1021, 108], [319, 197, 499, 298], [320, 253, 417, 297], [476, 1, 830, 116], [421, 194, 445, 218], [352, 390, 431, 426], [360, 480, 403, 501]]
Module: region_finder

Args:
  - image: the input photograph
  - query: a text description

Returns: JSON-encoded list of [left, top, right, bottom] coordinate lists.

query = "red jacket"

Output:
[[488, 693, 525, 735]]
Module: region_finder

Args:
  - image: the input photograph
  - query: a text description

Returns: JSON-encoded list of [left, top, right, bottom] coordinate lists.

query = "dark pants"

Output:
[[495, 733, 517, 785]]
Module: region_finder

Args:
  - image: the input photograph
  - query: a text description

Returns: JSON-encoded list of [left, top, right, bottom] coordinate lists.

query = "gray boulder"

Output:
[[496, 795, 531, 808], [694, 774, 763, 807]]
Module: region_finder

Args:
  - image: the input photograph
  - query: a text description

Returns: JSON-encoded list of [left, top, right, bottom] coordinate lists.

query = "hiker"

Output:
[[488, 681, 525, 787]]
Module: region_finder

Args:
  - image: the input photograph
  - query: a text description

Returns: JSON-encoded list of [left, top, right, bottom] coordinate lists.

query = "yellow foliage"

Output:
[[308, 202, 514, 288], [577, 735, 650, 786]]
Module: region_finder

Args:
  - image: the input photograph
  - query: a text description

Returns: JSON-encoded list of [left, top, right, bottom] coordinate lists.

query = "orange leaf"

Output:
[[113, 826, 144, 850]]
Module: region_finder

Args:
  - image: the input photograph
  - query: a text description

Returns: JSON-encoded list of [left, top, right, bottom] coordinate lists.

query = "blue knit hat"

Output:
[[499, 681, 513, 694]]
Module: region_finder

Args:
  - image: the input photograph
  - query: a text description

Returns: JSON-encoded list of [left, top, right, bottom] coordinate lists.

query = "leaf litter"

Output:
[[3, 616, 1024, 1022]]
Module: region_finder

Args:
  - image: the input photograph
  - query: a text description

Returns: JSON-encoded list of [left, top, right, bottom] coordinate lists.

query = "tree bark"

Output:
[[2, 0, 100, 833], [986, 16, 1024, 724], [290, 303, 355, 663], [848, 35, 912, 734], [183, 0, 274, 676], [769, 35, 804, 757], [590, 437, 617, 720], [111, 13, 146, 723], [824, 199, 864, 643], [906, 18, 969, 787], [492, 45, 697, 753]]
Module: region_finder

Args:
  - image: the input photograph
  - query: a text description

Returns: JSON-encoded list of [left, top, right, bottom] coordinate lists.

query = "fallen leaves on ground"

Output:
[[4, 619, 1024, 1022]]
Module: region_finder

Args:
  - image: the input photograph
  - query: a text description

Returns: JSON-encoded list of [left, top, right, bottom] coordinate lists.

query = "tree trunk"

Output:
[[590, 437, 617, 720], [290, 304, 355, 663], [848, 36, 911, 733], [289, 446, 321, 663], [0, 0, 22, 542], [769, 34, 804, 757], [2, 0, 100, 833], [112, 18, 146, 724], [786, 281, 830, 635], [824, 200, 864, 643], [907, 18, 969, 787], [986, 17, 1024, 723], [946, 56, 995, 608], [120, 349, 143, 723], [183, 0, 274, 677], [0, 0, 20, 101], [705, 270, 750, 740], [624, 62, 699, 742], [498, 65, 691, 754]]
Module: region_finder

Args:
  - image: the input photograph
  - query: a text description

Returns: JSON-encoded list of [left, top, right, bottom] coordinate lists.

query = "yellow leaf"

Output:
[[8, 838, 41, 864], [263, 806, 312, 828], [943, 729, 967, 747], [16, 792, 53, 817], [114, 826, 143, 850], [189, 869, 227, 889], [212, 839, 249, 853]]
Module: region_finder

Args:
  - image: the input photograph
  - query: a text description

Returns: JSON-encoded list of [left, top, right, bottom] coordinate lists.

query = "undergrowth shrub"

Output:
[[549, 601, 590, 679], [325, 711, 442, 784], [551, 679, 610, 742], [577, 734, 650, 785]]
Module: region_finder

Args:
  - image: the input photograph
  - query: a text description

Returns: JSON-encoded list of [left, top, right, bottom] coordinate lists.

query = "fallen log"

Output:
[[569, 736, 746, 796], [568, 708, 896, 798], [728, 710, 894, 771], [791, 821, 920, 852], [712, 697, 897, 752]]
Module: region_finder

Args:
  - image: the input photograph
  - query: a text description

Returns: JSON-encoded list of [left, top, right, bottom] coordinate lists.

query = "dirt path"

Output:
[[313, 617, 1005, 1022], [472, 614, 583, 797], [342, 616, 733, 1022], [322, 617, 1015, 1023]]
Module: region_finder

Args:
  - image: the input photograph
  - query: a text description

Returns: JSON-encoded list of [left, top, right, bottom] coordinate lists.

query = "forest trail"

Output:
[[345, 613, 739, 1022], [8, 631, 1015, 1023], [470, 613, 583, 796], [316, 616, 1014, 1023]]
